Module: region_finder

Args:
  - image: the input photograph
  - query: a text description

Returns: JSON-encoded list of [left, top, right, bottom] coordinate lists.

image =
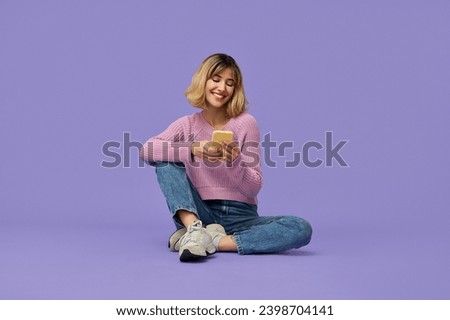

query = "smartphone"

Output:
[[212, 130, 234, 143]]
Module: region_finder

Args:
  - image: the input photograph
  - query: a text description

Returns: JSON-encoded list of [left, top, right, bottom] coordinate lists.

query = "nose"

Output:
[[217, 81, 226, 92]]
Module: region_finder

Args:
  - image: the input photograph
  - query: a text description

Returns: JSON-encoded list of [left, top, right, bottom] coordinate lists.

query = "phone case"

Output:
[[212, 130, 234, 143]]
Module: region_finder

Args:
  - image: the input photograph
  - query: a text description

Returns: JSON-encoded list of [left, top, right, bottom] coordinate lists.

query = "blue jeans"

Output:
[[155, 162, 312, 255]]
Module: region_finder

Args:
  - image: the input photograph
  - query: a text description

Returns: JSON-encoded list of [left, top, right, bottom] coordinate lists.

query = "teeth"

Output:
[[213, 93, 224, 98]]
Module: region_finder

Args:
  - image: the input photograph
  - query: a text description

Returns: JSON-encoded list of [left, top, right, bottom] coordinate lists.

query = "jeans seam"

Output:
[[233, 233, 245, 255]]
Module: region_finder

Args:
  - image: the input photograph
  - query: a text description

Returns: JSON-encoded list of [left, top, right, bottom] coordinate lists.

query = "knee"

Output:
[[155, 161, 185, 170], [281, 216, 312, 248], [155, 162, 185, 178]]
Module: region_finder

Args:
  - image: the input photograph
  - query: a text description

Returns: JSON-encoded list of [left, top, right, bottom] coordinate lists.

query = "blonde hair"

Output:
[[185, 53, 248, 118]]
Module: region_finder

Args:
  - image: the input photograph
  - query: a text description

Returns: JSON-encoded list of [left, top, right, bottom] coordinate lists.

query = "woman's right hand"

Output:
[[191, 141, 223, 162]]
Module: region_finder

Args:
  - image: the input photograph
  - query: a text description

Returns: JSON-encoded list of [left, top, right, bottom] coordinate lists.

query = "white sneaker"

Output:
[[168, 228, 186, 252], [206, 224, 227, 251], [179, 220, 216, 262]]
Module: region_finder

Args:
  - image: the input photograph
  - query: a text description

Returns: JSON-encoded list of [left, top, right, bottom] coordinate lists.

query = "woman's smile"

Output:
[[204, 68, 235, 108]]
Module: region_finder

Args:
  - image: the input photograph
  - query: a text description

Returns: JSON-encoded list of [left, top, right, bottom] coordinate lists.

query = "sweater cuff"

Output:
[[172, 141, 192, 163]]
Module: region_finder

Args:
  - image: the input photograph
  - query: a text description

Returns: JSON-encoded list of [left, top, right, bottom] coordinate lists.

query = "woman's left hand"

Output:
[[221, 141, 240, 163]]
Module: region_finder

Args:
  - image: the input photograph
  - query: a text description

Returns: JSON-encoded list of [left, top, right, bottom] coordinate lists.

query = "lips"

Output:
[[212, 92, 226, 99]]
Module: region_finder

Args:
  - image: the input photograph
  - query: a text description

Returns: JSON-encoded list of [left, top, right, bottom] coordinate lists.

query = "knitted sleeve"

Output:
[[139, 116, 193, 165]]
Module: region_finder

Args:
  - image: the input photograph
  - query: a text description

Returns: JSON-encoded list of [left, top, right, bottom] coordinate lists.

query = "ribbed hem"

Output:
[[196, 186, 257, 205]]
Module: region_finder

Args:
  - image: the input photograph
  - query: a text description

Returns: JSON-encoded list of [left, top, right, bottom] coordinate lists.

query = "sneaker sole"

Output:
[[179, 249, 207, 262], [179, 245, 216, 262]]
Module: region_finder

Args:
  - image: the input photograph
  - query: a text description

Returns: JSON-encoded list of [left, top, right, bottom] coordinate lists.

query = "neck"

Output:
[[202, 108, 229, 129]]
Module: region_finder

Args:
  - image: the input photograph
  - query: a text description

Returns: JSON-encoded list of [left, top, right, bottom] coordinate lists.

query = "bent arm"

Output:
[[139, 117, 192, 165]]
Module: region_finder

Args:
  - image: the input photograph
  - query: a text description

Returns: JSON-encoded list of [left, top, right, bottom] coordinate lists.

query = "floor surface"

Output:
[[2, 218, 448, 300]]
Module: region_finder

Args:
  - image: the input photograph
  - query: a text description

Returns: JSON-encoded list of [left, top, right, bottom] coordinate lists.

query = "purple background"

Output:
[[1, 0, 449, 299]]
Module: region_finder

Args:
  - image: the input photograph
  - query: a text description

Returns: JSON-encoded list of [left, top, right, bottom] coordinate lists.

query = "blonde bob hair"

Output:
[[185, 53, 248, 118]]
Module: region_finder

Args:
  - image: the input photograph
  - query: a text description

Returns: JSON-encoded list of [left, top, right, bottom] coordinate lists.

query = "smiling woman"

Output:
[[185, 53, 247, 118], [204, 68, 235, 110], [140, 53, 312, 262]]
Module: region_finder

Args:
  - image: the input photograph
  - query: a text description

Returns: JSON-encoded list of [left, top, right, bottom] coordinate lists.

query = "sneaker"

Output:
[[206, 224, 227, 251], [179, 220, 216, 262], [168, 228, 187, 252], [169, 224, 227, 252]]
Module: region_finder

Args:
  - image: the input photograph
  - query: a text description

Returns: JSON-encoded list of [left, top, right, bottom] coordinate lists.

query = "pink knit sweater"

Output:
[[140, 112, 263, 204]]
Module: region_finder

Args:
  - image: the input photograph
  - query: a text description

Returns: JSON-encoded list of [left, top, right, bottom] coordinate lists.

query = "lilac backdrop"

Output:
[[1, 0, 449, 299]]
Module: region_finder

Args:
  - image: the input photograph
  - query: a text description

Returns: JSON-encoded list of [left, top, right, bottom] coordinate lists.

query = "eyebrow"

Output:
[[213, 74, 235, 82]]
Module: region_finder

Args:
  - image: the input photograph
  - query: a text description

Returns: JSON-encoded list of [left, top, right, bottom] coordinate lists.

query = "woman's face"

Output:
[[204, 68, 235, 110]]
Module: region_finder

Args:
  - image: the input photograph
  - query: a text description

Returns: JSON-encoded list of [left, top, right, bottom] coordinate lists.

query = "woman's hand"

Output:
[[191, 140, 240, 163], [191, 141, 223, 162], [221, 141, 240, 163]]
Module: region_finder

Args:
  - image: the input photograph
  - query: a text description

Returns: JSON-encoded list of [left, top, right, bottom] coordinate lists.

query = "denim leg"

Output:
[[208, 200, 312, 255], [155, 162, 217, 229], [233, 216, 312, 254]]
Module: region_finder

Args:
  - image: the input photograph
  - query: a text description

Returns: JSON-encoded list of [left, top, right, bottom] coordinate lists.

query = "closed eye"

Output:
[[212, 75, 235, 87]]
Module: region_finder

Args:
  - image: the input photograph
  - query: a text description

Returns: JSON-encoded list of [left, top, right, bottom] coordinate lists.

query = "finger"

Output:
[[223, 142, 231, 153], [203, 144, 213, 153], [205, 141, 218, 150], [223, 149, 230, 159], [221, 142, 228, 151], [227, 144, 239, 155], [207, 147, 219, 155], [228, 148, 240, 163], [226, 150, 235, 163]]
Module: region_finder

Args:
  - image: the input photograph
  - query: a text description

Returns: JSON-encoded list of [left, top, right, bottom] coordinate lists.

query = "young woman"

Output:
[[140, 53, 312, 262]]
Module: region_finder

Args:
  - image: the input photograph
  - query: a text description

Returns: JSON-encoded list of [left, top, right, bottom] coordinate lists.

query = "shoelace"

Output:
[[180, 220, 203, 247]]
